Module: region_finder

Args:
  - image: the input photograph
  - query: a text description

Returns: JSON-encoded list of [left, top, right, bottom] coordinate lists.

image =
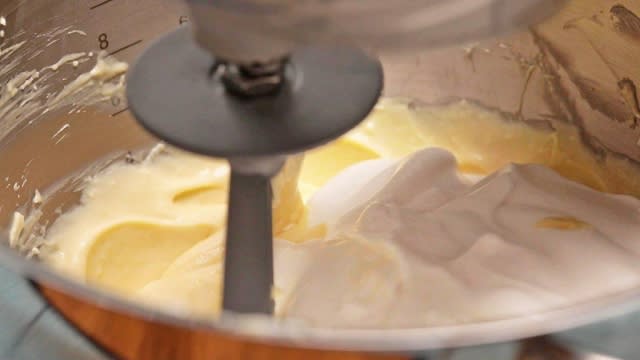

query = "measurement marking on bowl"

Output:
[[111, 106, 129, 117], [89, 0, 114, 10], [108, 39, 143, 56]]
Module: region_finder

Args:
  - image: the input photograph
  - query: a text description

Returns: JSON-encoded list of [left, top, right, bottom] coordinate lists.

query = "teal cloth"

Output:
[[0, 266, 108, 360]]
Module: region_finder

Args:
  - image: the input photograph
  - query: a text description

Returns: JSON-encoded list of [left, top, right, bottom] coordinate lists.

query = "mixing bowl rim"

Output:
[[2, 241, 640, 352]]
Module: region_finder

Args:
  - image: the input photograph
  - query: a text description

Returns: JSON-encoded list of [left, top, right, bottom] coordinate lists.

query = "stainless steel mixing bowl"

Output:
[[2, 0, 640, 359]]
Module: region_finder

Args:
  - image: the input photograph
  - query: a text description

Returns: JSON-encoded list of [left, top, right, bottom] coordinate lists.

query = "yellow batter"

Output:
[[42, 99, 640, 320]]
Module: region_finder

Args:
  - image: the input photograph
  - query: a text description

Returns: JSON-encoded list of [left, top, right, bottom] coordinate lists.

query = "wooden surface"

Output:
[[39, 284, 410, 360], [0, 263, 636, 360]]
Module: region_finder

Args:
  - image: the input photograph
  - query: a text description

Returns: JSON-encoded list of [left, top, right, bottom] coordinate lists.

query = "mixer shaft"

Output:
[[126, 26, 383, 314]]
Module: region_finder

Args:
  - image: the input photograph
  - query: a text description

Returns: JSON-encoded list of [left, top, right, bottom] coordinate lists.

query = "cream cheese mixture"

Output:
[[40, 99, 640, 328]]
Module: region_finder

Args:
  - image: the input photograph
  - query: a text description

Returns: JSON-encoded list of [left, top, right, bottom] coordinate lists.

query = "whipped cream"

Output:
[[38, 100, 640, 329], [41, 145, 640, 328], [281, 148, 640, 328]]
